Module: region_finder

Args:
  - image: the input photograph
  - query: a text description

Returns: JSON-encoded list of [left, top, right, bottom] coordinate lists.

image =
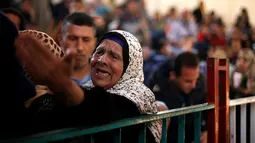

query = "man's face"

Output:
[[176, 66, 200, 94], [61, 24, 96, 70], [5, 13, 20, 30]]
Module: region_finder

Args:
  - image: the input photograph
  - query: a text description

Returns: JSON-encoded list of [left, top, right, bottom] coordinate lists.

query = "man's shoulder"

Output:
[[152, 80, 179, 95]]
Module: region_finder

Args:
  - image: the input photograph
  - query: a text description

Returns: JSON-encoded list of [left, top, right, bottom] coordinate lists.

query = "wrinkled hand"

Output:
[[15, 33, 84, 105], [15, 33, 75, 92]]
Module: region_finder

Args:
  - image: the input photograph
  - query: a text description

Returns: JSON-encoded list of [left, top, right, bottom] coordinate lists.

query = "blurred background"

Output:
[[1, 0, 255, 97]]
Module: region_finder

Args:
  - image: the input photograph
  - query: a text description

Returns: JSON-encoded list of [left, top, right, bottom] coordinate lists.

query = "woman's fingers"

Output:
[[63, 48, 77, 76], [15, 34, 60, 83]]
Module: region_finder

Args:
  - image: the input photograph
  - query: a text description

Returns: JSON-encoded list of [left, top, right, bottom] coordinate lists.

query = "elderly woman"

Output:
[[11, 17, 162, 142]]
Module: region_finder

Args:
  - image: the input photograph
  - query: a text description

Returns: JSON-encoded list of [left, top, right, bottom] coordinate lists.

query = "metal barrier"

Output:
[[229, 96, 255, 143], [2, 58, 230, 143], [4, 104, 214, 143]]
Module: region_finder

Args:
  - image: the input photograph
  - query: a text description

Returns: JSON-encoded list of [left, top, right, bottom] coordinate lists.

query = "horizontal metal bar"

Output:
[[3, 103, 214, 143], [157, 103, 214, 115], [218, 67, 228, 71], [229, 96, 255, 106]]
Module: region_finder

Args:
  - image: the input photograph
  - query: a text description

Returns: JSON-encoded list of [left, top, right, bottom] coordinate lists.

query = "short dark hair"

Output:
[[174, 52, 199, 77], [1, 7, 26, 30], [61, 12, 95, 35]]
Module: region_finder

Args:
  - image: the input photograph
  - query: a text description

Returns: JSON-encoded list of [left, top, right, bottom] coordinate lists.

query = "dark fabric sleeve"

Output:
[[0, 12, 36, 104], [76, 87, 156, 143], [0, 12, 36, 139], [50, 4, 58, 21], [153, 80, 182, 111], [27, 94, 72, 135], [27, 87, 156, 143], [153, 80, 168, 102], [197, 74, 207, 132], [201, 93, 207, 132], [77, 87, 140, 123]]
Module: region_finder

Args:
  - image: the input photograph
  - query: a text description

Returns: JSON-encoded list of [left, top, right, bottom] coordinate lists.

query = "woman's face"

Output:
[[90, 39, 124, 89], [236, 56, 250, 73]]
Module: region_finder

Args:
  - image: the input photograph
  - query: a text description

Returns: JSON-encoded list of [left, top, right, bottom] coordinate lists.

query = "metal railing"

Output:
[[229, 96, 255, 143], [4, 104, 214, 143]]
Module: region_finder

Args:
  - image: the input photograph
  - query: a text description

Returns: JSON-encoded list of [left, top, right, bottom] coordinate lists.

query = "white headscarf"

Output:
[[83, 30, 162, 143]]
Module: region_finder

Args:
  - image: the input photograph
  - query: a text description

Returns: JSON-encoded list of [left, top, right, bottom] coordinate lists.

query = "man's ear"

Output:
[[169, 71, 176, 80], [54, 22, 63, 46]]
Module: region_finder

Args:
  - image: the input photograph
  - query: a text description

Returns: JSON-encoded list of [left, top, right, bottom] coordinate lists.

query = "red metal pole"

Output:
[[207, 58, 219, 143], [218, 59, 230, 143]]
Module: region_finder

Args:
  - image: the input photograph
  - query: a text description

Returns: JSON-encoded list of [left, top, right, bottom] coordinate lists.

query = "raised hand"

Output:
[[15, 33, 84, 105], [15, 33, 72, 84]]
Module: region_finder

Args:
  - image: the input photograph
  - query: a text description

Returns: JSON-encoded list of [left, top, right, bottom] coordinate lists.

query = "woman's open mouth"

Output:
[[95, 68, 110, 78]]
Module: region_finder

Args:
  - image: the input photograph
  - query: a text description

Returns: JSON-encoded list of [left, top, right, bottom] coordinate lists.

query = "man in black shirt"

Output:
[[150, 52, 207, 143]]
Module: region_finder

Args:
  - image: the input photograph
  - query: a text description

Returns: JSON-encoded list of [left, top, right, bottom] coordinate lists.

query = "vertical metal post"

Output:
[[218, 59, 230, 143], [139, 123, 146, 143], [178, 115, 185, 143], [207, 58, 219, 143], [194, 112, 201, 143]]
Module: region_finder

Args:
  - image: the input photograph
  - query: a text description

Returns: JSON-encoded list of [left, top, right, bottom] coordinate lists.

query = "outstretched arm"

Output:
[[15, 33, 84, 105]]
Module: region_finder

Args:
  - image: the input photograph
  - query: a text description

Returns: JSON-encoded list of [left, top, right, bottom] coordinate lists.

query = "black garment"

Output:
[[143, 51, 169, 86], [229, 72, 253, 99], [49, 1, 69, 27], [193, 8, 203, 25], [1, 7, 27, 30], [153, 76, 206, 143], [28, 87, 155, 143], [0, 12, 36, 139], [146, 58, 175, 89], [0, 0, 13, 9]]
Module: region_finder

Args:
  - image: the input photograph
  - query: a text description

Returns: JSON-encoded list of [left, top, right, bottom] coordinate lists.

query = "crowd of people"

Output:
[[1, 0, 255, 143]]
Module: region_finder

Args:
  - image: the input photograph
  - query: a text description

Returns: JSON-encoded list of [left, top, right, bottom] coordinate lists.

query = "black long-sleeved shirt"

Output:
[[28, 87, 155, 143]]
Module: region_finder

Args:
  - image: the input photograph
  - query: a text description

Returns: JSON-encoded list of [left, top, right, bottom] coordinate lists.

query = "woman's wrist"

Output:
[[48, 79, 85, 106]]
